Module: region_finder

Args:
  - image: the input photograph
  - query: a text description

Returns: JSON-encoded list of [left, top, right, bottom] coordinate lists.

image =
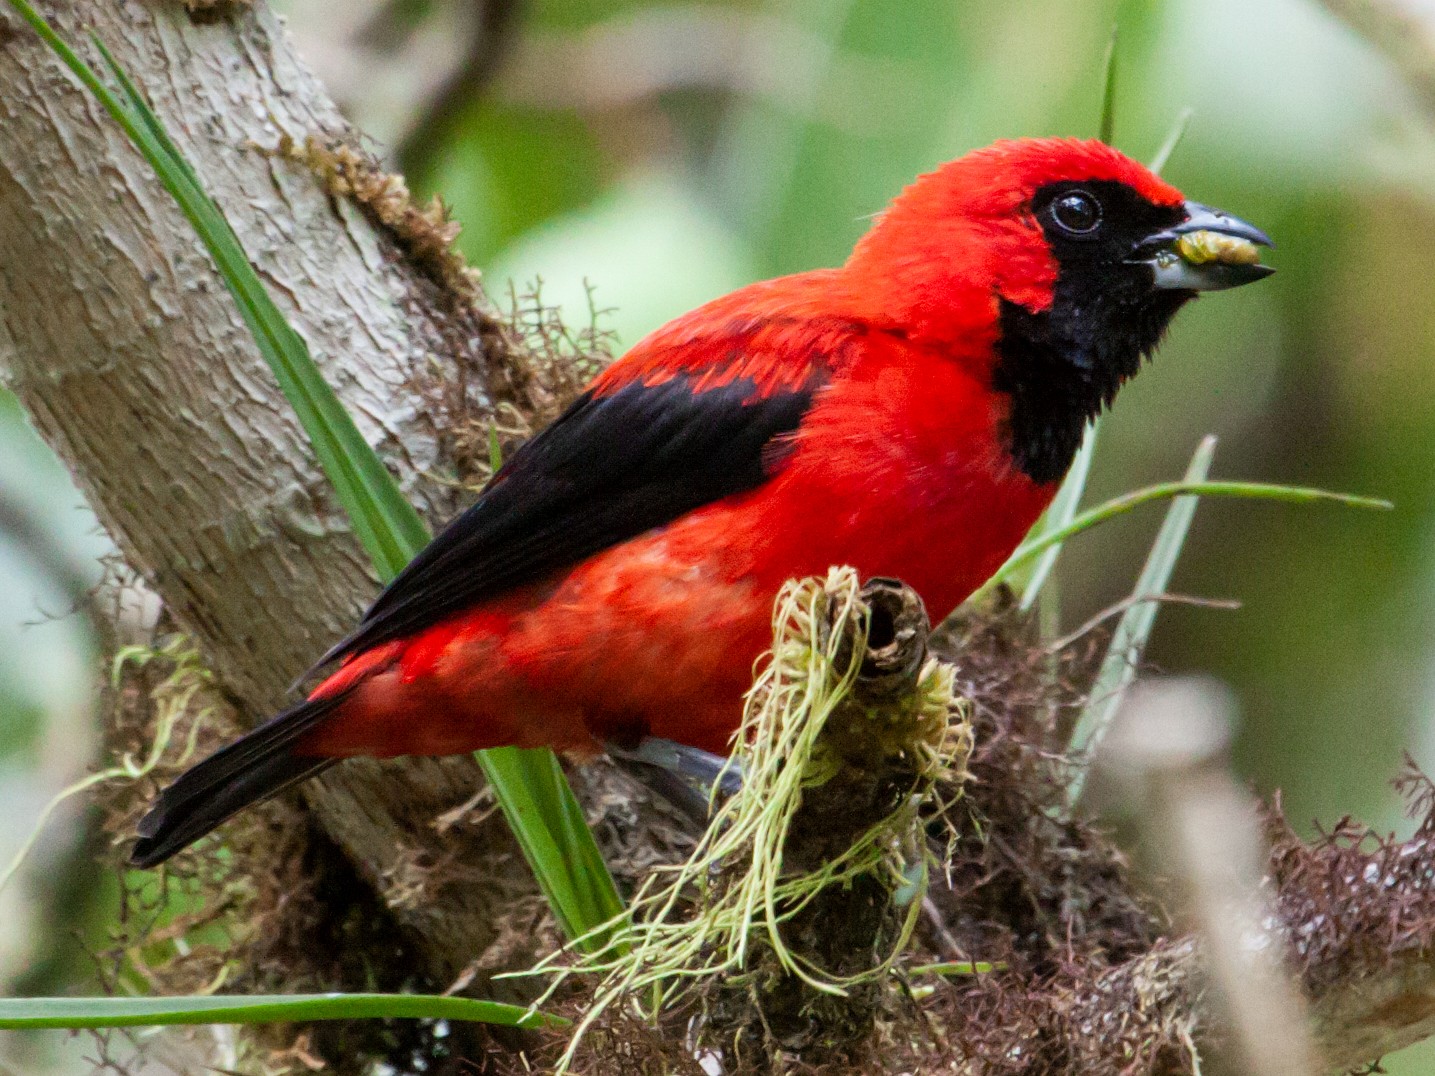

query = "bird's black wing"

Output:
[[315, 367, 824, 667], [134, 365, 823, 867]]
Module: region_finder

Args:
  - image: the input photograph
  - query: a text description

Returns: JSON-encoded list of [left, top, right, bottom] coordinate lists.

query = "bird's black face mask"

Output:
[[994, 181, 1273, 484]]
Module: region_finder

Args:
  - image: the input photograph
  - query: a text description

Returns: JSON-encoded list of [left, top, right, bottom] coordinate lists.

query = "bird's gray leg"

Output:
[[606, 737, 744, 796], [603, 738, 745, 827]]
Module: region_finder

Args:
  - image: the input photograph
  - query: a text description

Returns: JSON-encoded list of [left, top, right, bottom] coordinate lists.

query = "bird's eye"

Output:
[[1050, 190, 1101, 235]]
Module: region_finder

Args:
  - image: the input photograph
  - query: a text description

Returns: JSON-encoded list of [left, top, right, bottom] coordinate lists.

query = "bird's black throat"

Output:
[[993, 289, 1187, 484], [992, 179, 1190, 485]]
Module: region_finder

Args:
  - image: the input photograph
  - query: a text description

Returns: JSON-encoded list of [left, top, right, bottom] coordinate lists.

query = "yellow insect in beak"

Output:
[[1135, 200, 1274, 292], [1175, 230, 1264, 268]]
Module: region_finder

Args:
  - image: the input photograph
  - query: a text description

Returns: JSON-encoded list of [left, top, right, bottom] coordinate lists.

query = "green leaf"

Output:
[[488, 422, 504, 473], [1064, 437, 1215, 805], [0, 993, 561, 1030], [5, 0, 625, 951], [1149, 107, 1194, 175], [986, 478, 1389, 594], [1018, 420, 1099, 613], [478, 747, 627, 949], [1098, 25, 1119, 145]]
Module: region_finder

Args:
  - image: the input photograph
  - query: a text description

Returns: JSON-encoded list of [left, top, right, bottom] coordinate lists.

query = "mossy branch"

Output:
[[535, 570, 971, 1071]]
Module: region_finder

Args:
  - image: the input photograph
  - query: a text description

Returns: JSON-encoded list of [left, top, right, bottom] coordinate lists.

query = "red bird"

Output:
[[133, 138, 1271, 865]]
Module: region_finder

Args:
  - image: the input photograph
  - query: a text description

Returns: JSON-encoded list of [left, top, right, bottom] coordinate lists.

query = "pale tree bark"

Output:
[[0, 0, 582, 987]]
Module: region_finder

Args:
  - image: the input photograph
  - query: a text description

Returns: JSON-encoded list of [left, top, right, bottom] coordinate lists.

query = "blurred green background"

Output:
[[5, 0, 1435, 1070]]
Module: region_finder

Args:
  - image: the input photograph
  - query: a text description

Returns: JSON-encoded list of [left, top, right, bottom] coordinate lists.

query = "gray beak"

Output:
[[1131, 201, 1275, 291]]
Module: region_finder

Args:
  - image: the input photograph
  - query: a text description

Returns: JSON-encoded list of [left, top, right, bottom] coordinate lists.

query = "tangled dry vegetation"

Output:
[[89, 557, 1435, 1075]]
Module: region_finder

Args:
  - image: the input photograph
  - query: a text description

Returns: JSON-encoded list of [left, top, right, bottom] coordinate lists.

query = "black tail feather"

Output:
[[130, 691, 349, 868]]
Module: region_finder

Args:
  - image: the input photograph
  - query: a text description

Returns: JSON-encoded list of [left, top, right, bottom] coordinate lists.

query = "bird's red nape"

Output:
[[130, 138, 1273, 867]]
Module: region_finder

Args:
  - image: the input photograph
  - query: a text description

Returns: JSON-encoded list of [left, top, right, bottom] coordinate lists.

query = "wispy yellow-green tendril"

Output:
[[526, 568, 971, 1071]]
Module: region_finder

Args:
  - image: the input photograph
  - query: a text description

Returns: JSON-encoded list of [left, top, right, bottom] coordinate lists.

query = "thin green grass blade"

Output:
[[1019, 421, 1099, 613], [1098, 25, 1119, 144], [545, 753, 624, 923], [1149, 107, 1194, 175], [1064, 437, 1215, 805], [0, 994, 560, 1031], [90, 38, 203, 189], [7, 0, 624, 948], [478, 747, 627, 952], [986, 479, 1389, 594]]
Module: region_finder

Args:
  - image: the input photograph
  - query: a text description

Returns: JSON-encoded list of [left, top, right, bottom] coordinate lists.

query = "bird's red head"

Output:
[[847, 137, 1272, 482]]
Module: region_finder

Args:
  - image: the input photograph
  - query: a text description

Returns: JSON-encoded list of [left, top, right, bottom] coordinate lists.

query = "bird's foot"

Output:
[[612, 737, 744, 794], [604, 738, 744, 825]]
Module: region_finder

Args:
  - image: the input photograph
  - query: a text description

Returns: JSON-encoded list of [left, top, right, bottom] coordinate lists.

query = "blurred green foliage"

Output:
[[5, 0, 1435, 1069]]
